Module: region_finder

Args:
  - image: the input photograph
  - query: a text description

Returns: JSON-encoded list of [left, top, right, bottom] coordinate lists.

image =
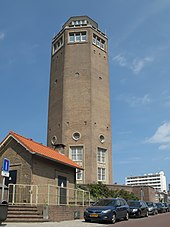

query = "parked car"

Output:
[[168, 204, 170, 212], [155, 203, 166, 213], [163, 203, 169, 212], [127, 200, 148, 218], [146, 202, 158, 215], [84, 198, 129, 224]]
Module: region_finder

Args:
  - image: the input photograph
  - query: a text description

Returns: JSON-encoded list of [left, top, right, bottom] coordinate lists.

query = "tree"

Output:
[[78, 182, 138, 201]]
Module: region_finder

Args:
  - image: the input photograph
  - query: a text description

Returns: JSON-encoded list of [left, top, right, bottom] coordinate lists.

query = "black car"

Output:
[[163, 203, 169, 212], [127, 200, 148, 218], [146, 202, 158, 215], [155, 202, 166, 213], [168, 204, 170, 212], [84, 198, 129, 224]]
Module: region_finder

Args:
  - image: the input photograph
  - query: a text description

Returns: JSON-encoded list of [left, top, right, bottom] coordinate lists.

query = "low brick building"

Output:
[[107, 184, 168, 202], [0, 131, 82, 204]]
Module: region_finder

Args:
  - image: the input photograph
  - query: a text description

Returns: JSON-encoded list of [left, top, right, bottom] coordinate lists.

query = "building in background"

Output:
[[125, 171, 167, 193], [47, 16, 112, 184]]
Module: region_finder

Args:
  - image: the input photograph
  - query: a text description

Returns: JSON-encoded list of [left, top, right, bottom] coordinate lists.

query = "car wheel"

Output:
[[138, 211, 141, 217], [145, 211, 149, 217], [124, 212, 129, 221], [111, 213, 116, 224]]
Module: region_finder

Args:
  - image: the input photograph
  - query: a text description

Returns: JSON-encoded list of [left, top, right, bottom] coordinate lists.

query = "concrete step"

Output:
[[6, 205, 49, 223], [9, 205, 37, 208], [8, 208, 39, 211], [6, 219, 49, 223], [7, 214, 43, 218], [8, 210, 41, 215]]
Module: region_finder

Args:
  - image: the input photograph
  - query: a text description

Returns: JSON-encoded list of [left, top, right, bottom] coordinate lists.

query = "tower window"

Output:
[[93, 34, 105, 50], [96, 38, 100, 47], [98, 167, 106, 181], [51, 135, 58, 146], [69, 32, 87, 43], [99, 134, 105, 143], [53, 36, 63, 54], [76, 169, 83, 180], [98, 147, 106, 163], [70, 146, 83, 161], [72, 131, 81, 141], [81, 32, 87, 41], [75, 33, 81, 42], [69, 33, 75, 42], [101, 40, 105, 49], [75, 72, 80, 77], [71, 20, 87, 27]]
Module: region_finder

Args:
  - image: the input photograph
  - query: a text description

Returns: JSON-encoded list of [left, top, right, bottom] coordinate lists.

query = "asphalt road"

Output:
[[1, 213, 170, 227], [112, 212, 170, 227]]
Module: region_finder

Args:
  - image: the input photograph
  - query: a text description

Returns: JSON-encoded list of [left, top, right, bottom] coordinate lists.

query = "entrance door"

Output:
[[5, 170, 17, 203], [5, 170, 17, 186], [58, 176, 67, 204]]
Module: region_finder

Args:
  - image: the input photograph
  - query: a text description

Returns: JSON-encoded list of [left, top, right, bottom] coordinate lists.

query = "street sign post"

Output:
[[1, 158, 10, 177], [1, 158, 10, 203]]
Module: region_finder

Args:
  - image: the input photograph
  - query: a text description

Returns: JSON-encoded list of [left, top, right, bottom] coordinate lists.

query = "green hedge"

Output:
[[78, 182, 139, 202]]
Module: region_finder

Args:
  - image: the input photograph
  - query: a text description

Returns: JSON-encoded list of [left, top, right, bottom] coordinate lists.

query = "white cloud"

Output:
[[0, 32, 5, 41], [116, 94, 152, 107], [141, 94, 152, 105], [131, 57, 153, 74], [159, 145, 169, 150], [112, 54, 128, 67], [113, 54, 154, 75], [145, 122, 170, 150], [129, 94, 152, 106]]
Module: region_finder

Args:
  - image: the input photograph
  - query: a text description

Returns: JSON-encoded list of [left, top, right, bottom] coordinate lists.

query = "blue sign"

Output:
[[2, 158, 10, 172]]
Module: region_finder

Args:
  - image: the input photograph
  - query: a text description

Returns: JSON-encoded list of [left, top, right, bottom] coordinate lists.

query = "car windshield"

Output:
[[156, 203, 162, 207], [93, 199, 116, 206], [127, 201, 140, 207], [146, 202, 153, 206]]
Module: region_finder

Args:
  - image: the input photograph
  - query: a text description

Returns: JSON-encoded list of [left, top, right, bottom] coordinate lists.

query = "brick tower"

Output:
[[47, 16, 112, 184]]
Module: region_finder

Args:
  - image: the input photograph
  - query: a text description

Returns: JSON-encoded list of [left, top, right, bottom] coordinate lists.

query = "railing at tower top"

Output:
[[7, 184, 90, 206]]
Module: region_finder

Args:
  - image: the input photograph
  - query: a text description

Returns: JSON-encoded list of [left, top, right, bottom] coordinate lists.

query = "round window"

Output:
[[99, 135, 105, 143], [51, 135, 58, 145], [75, 72, 80, 77], [72, 132, 81, 141]]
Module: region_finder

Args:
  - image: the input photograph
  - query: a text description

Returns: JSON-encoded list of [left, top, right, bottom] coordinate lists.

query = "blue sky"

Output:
[[0, 0, 170, 187]]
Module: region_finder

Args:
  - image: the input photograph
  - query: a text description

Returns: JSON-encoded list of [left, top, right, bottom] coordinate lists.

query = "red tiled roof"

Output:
[[2, 131, 82, 170]]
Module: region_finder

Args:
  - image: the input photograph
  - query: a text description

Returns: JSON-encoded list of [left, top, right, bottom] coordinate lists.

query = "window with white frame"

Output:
[[97, 148, 106, 163], [53, 36, 63, 54], [71, 20, 87, 26], [98, 167, 106, 181], [93, 34, 105, 50], [69, 33, 74, 42], [70, 146, 83, 161], [76, 169, 83, 181], [69, 32, 87, 43]]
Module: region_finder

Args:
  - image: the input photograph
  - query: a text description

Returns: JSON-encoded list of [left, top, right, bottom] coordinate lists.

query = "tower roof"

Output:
[[62, 15, 98, 29]]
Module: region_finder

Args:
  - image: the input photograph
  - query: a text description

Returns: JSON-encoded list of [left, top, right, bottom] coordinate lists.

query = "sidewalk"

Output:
[[3, 220, 107, 227]]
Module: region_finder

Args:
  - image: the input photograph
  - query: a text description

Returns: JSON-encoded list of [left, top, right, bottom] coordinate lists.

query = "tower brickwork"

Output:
[[47, 16, 112, 184]]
